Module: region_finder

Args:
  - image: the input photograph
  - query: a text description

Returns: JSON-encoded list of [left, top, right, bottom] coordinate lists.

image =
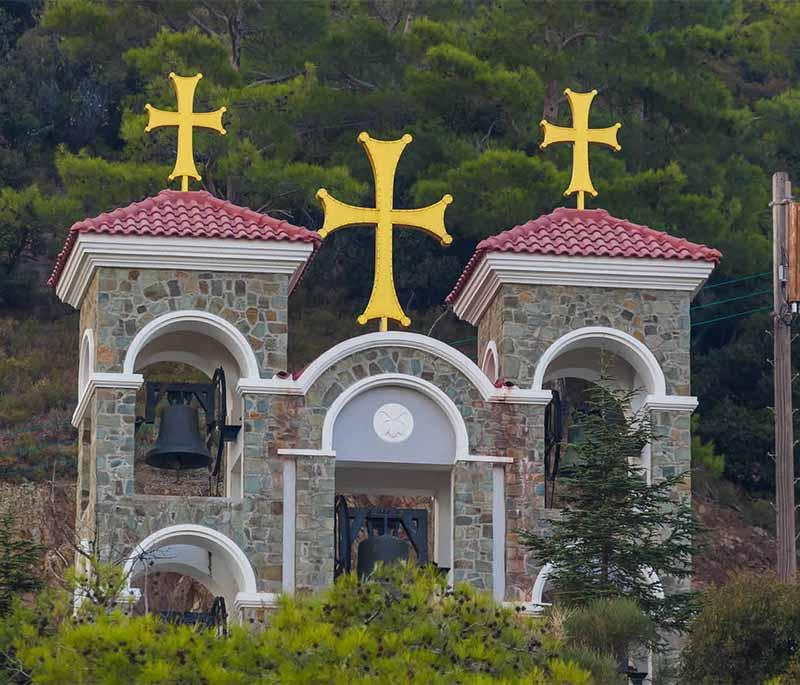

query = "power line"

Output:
[[691, 304, 772, 328], [700, 271, 771, 290], [691, 288, 772, 311]]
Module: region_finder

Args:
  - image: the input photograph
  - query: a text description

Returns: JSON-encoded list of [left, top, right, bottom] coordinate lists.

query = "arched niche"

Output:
[[78, 329, 95, 399], [322, 373, 469, 465], [482, 341, 499, 383], [123, 524, 257, 612]]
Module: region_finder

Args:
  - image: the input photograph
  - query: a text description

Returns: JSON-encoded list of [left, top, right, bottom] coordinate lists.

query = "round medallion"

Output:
[[373, 403, 414, 443]]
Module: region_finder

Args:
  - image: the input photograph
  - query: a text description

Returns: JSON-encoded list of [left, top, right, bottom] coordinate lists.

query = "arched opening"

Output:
[[78, 329, 94, 398], [539, 328, 664, 507], [124, 525, 256, 623], [324, 374, 466, 576], [125, 312, 252, 500]]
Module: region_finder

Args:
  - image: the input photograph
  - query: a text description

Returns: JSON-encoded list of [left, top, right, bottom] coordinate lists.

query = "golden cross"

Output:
[[540, 88, 621, 209], [317, 132, 453, 332], [144, 72, 227, 192]]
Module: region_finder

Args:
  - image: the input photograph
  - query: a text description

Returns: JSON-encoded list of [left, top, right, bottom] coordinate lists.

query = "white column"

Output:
[[492, 464, 506, 602], [281, 457, 296, 594]]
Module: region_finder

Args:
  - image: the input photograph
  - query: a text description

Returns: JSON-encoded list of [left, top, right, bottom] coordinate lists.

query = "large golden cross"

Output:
[[317, 132, 453, 331], [144, 72, 227, 192], [540, 88, 621, 209]]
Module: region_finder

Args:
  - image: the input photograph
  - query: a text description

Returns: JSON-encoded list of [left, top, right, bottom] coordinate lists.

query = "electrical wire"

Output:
[[700, 271, 771, 290], [691, 305, 772, 328], [691, 288, 772, 311]]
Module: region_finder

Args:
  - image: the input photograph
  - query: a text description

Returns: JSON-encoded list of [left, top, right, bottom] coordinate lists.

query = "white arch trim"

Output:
[[237, 332, 551, 405], [530, 562, 666, 607], [322, 373, 469, 460], [533, 327, 666, 396], [122, 524, 258, 595], [123, 309, 260, 379], [482, 340, 499, 383]]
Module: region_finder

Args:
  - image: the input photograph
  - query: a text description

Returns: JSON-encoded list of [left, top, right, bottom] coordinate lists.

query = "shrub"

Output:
[[0, 562, 595, 684], [681, 574, 800, 684]]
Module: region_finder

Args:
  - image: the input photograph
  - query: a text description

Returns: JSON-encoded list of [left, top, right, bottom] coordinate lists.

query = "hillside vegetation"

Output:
[[0, 0, 799, 580]]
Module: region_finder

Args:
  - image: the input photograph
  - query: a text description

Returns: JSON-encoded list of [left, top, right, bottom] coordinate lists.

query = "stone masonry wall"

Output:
[[479, 283, 691, 393], [453, 461, 494, 590], [294, 455, 335, 593], [94, 268, 289, 377], [261, 345, 545, 598]]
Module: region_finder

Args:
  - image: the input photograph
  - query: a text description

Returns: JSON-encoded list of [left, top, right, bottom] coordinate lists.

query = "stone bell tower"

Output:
[[50, 189, 319, 618]]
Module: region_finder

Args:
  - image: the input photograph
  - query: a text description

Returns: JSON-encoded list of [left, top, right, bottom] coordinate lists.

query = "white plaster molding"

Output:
[[277, 448, 337, 458], [530, 562, 664, 605], [451, 252, 715, 325], [72, 372, 144, 427], [282, 458, 296, 595], [532, 326, 667, 396], [236, 332, 552, 405], [123, 524, 258, 595], [642, 394, 698, 413], [322, 373, 470, 461], [492, 464, 506, 602], [56, 234, 314, 308], [457, 454, 514, 464], [233, 591, 281, 613], [123, 309, 260, 379], [481, 340, 499, 383]]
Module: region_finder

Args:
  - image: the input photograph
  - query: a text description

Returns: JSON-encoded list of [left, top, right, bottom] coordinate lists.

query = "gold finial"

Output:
[[144, 72, 227, 192], [317, 132, 453, 332], [540, 88, 621, 209]]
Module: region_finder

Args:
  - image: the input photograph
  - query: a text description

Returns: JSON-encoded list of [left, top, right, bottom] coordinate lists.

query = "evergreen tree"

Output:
[[0, 513, 43, 616], [521, 380, 696, 631]]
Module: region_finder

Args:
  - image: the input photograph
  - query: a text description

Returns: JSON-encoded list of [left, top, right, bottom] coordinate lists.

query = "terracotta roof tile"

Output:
[[446, 207, 721, 303], [48, 190, 320, 288]]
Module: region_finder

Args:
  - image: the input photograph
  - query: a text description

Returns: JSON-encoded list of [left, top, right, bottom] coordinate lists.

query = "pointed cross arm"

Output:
[[390, 194, 454, 245], [316, 189, 379, 237], [539, 121, 576, 148], [588, 123, 622, 150]]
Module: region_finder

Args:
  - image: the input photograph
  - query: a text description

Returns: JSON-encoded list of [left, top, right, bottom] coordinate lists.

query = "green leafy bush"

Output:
[[0, 562, 595, 684], [681, 574, 800, 684]]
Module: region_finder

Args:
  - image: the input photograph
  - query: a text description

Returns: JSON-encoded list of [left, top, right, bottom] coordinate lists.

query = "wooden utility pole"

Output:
[[772, 172, 797, 583]]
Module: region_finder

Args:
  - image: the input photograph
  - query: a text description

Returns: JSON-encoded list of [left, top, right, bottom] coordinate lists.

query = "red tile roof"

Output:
[[446, 207, 721, 303], [48, 190, 320, 288]]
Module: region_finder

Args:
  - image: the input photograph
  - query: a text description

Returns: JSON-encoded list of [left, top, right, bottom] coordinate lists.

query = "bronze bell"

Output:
[[356, 535, 410, 578], [146, 404, 210, 470]]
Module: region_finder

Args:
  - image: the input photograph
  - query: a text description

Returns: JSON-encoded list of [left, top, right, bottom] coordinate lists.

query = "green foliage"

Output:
[[0, 562, 596, 685], [520, 380, 696, 631], [681, 574, 800, 685], [0, 512, 43, 616], [563, 598, 656, 666], [691, 415, 725, 478]]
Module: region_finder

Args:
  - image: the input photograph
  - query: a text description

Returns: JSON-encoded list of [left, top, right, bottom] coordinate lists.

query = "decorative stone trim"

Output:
[[72, 372, 144, 427], [532, 326, 668, 396], [451, 252, 715, 325], [56, 234, 314, 307], [235, 332, 553, 406]]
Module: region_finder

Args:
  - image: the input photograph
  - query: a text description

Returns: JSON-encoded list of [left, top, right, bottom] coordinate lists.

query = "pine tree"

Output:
[[0, 513, 43, 616], [521, 380, 696, 631]]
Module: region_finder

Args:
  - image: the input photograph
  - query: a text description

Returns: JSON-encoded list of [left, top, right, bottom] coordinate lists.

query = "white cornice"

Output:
[[451, 253, 716, 325], [72, 372, 144, 427], [56, 234, 315, 308], [235, 332, 552, 406], [642, 394, 698, 413]]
